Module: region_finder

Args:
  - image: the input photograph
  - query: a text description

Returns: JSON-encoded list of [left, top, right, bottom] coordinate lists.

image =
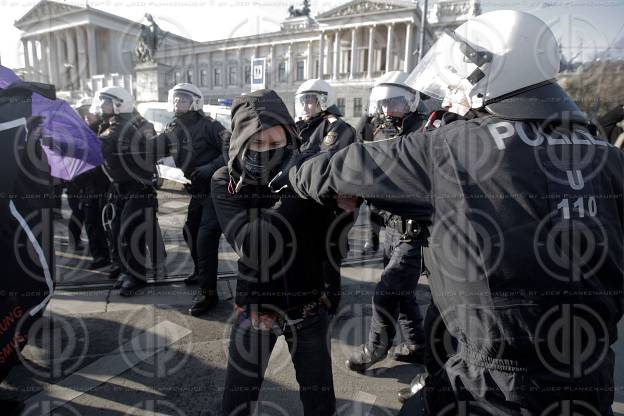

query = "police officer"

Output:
[[152, 83, 230, 315], [95, 86, 159, 297], [72, 97, 111, 269], [294, 78, 356, 315], [285, 10, 624, 415], [346, 71, 430, 372]]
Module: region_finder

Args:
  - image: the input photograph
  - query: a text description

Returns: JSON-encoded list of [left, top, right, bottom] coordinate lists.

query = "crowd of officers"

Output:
[[60, 9, 624, 416]]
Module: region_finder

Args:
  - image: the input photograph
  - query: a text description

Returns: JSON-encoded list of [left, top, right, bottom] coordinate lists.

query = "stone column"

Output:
[[306, 41, 312, 79], [350, 27, 358, 80], [332, 30, 341, 80], [22, 39, 31, 79], [55, 33, 67, 89], [76, 26, 89, 90], [207, 52, 213, 89], [193, 53, 199, 86], [65, 30, 77, 89], [386, 23, 393, 72], [46, 32, 58, 86], [287, 43, 294, 86], [404, 22, 413, 72], [32, 40, 42, 82], [269, 46, 275, 88], [86, 26, 98, 78], [367, 26, 375, 79], [237, 48, 244, 88], [318, 32, 325, 79]]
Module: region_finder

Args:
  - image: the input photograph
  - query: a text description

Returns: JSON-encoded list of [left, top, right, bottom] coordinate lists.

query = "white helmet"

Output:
[[406, 10, 583, 120], [295, 78, 338, 120], [74, 96, 93, 111], [168, 83, 204, 113], [92, 86, 134, 115], [368, 71, 420, 116]]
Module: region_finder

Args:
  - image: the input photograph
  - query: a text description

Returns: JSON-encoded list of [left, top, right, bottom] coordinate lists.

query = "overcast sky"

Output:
[[1, 0, 623, 69]]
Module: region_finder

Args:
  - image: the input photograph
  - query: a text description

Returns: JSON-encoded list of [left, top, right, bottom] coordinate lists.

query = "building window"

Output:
[[200, 70, 208, 86], [296, 61, 305, 81], [186, 70, 193, 83], [353, 97, 362, 117], [174, 71, 181, 84], [228, 66, 237, 85], [244, 64, 251, 84], [315, 60, 319, 78], [214, 68, 222, 87], [278, 62, 287, 83], [337, 98, 345, 115]]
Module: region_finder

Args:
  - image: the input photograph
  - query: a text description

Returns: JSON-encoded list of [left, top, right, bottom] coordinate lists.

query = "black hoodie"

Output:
[[211, 90, 326, 312]]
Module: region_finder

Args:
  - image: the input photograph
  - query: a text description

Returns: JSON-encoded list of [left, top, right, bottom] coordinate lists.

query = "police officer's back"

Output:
[[288, 10, 624, 415]]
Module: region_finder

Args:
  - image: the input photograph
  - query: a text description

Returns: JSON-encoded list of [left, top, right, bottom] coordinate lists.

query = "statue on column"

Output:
[[136, 14, 168, 63]]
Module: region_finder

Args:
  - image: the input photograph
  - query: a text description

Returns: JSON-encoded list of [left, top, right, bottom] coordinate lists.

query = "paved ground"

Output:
[[2, 185, 624, 415]]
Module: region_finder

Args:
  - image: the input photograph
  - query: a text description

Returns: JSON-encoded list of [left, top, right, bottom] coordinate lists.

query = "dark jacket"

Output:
[[211, 89, 327, 312], [297, 112, 356, 154], [153, 110, 229, 195], [356, 105, 429, 143], [290, 111, 624, 411], [100, 113, 157, 188]]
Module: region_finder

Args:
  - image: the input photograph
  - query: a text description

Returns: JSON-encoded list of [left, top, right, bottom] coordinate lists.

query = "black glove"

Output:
[[320, 283, 341, 316], [268, 150, 313, 194]]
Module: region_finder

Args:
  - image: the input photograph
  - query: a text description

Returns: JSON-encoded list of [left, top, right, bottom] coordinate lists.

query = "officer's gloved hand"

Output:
[[319, 284, 341, 316], [190, 165, 213, 185], [268, 150, 309, 193]]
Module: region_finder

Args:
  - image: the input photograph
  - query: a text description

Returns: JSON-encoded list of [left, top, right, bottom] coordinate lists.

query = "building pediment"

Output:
[[317, 0, 411, 20], [15, 0, 84, 29]]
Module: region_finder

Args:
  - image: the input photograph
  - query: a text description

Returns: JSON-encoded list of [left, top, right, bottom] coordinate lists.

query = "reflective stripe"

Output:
[[0, 117, 27, 139], [9, 200, 53, 316]]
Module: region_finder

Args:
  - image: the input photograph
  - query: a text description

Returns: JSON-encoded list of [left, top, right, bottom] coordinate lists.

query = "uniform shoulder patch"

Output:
[[323, 131, 338, 146]]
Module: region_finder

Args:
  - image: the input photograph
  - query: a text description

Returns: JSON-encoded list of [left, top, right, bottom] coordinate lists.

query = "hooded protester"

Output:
[[0, 65, 103, 415], [211, 89, 336, 415]]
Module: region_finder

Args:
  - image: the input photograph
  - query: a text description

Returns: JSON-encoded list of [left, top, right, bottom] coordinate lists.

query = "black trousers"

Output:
[[221, 310, 336, 416], [117, 187, 158, 280], [183, 195, 222, 293], [368, 227, 425, 352], [66, 181, 84, 246], [83, 189, 109, 262]]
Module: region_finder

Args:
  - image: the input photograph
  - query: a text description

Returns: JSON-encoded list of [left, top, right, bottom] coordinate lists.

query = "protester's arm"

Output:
[[289, 131, 433, 221]]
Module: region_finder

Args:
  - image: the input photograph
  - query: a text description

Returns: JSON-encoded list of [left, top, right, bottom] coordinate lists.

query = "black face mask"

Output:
[[243, 147, 289, 184]]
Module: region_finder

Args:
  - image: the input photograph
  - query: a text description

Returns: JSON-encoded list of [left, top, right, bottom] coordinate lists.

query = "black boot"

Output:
[[398, 372, 427, 403], [119, 275, 147, 297], [183, 272, 199, 285], [391, 342, 426, 364], [89, 257, 111, 270], [189, 292, 219, 316], [345, 345, 388, 372], [108, 263, 122, 280], [112, 272, 127, 289], [0, 399, 24, 416]]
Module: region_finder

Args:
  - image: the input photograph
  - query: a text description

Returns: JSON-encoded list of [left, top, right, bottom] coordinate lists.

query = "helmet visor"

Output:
[[405, 32, 479, 101], [92, 95, 114, 116], [369, 85, 414, 116], [169, 90, 195, 113], [295, 92, 326, 119]]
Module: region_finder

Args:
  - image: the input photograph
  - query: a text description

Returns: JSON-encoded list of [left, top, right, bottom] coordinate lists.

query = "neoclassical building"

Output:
[[16, 0, 480, 124]]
